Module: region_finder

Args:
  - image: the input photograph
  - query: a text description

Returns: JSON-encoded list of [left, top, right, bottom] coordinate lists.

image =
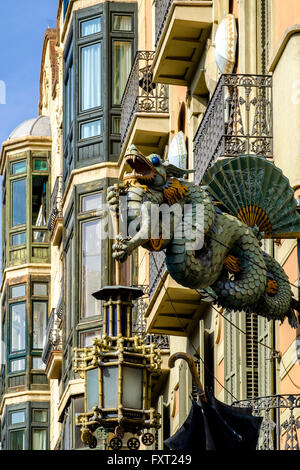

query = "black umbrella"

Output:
[[164, 353, 262, 451]]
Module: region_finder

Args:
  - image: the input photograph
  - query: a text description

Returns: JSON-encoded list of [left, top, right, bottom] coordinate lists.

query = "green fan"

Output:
[[204, 155, 300, 239]]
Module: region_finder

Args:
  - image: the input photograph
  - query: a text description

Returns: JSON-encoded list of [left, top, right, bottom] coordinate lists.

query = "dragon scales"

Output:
[[107, 146, 300, 327]]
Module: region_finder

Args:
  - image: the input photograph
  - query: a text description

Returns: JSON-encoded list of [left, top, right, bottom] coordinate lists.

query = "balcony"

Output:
[[145, 252, 207, 336], [153, 0, 213, 86], [120, 51, 169, 161], [42, 296, 63, 380], [193, 74, 273, 183], [233, 395, 300, 450], [47, 175, 63, 246]]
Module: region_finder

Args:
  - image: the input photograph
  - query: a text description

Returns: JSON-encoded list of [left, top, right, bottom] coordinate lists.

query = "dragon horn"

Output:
[[168, 352, 206, 401]]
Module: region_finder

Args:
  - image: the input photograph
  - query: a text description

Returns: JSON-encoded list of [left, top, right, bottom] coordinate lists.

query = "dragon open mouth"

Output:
[[124, 152, 156, 184]]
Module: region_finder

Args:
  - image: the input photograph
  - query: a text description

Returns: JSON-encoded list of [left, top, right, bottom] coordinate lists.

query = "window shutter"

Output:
[[258, 316, 273, 397], [224, 310, 240, 404], [245, 313, 259, 398]]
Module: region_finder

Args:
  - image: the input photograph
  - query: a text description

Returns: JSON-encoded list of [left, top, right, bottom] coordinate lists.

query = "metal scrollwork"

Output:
[[121, 51, 169, 147], [194, 74, 273, 184], [127, 437, 141, 450], [109, 437, 123, 450], [233, 394, 300, 450]]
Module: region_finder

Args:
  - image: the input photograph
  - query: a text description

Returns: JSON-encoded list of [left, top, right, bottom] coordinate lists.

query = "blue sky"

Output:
[[0, 0, 58, 144]]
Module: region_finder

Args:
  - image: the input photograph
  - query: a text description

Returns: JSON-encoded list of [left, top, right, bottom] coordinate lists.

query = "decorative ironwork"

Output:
[[149, 251, 167, 299], [121, 51, 169, 148], [233, 394, 300, 450], [42, 297, 63, 365], [133, 284, 170, 350], [193, 74, 273, 184], [47, 175, 63, 231], [155, 0, 173, 47]]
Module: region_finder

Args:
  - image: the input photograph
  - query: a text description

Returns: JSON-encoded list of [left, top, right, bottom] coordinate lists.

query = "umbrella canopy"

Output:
[[165, 354, 262, 450]]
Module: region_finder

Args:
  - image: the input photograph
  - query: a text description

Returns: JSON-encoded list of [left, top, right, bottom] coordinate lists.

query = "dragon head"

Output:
[[123, 145, 193, 189]]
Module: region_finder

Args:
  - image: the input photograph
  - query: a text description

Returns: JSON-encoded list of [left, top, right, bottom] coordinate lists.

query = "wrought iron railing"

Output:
[[193, 74, 273, 184], [233, 394, 300, 450], [155, 0, 173, 47], [149, 251, 167, 300], [133, 284, 170, 350], [121, 51, 169, 148], [42, 295, 63, 365], [48, 175, 63, 231]]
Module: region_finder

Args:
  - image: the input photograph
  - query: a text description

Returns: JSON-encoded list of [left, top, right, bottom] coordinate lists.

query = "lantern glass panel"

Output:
[[103, 367, 118, 409], [86, 368, 99, 411], [122, 367, 143, 409]]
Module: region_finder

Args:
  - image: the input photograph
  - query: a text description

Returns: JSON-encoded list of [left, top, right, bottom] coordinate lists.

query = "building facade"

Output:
[[0, 0, 300, 450]]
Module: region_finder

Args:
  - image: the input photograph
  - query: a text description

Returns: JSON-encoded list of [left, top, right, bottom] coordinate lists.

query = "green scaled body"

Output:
[[107, 148, 300, 328]]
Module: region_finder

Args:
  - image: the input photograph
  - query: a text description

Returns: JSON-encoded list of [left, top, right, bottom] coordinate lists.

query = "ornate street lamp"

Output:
[[73, 286, 162, 450]]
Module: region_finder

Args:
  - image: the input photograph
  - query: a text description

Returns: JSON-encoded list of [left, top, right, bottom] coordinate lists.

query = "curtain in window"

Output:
[[11, 303, 26, 352], [32, 302, 47, 349], [81, 120, 101, 139], [81, 43, 101, 110], [32, 429, 47, 450], [113, 41, 132, 104], [113, 15, 132, 31], [10, 430, 25, 450], [81, 18, 101, 37]]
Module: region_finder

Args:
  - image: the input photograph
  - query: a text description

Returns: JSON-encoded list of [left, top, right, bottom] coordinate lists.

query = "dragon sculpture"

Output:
[[107, 146, 300, 327]]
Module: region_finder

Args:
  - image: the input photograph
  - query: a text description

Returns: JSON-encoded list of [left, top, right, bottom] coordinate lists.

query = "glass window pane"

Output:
[[81, 17, 101, 37], [33, 410, 47, 423], [34, 160, 47, 171], [32, 357, 46, 370], [81, 219, 101, 317], [81, 120, 101, 139], [33, 302, 47, 349], [80, 330, 100, 347], [103, 367, 118, 409], [12, 232, 26, 246], [82, 193, 102, 212], [33, 230, 49, 243], [32, 175, 47, 226], [12, 161, 26, 175], [32, 429, 47, 450], [112, 116, 121, 134], [11, 284, 26, 299], [12, 179, 26, 226], [10, 358, 25, 373], [123, 367, 143, 409], [86, 368, 99, 411], [113, 15, 132, 31], [81, 43, 101, 110], [10, 430, 25, 450], [10, 303, 26, 353], [11, 411, 25, 425], [33, 283, 47, 296], [113, 41, 132, 104]]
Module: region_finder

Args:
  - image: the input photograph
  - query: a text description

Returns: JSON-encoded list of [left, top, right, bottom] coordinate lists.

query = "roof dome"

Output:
[[8, 115, 51, 140]]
